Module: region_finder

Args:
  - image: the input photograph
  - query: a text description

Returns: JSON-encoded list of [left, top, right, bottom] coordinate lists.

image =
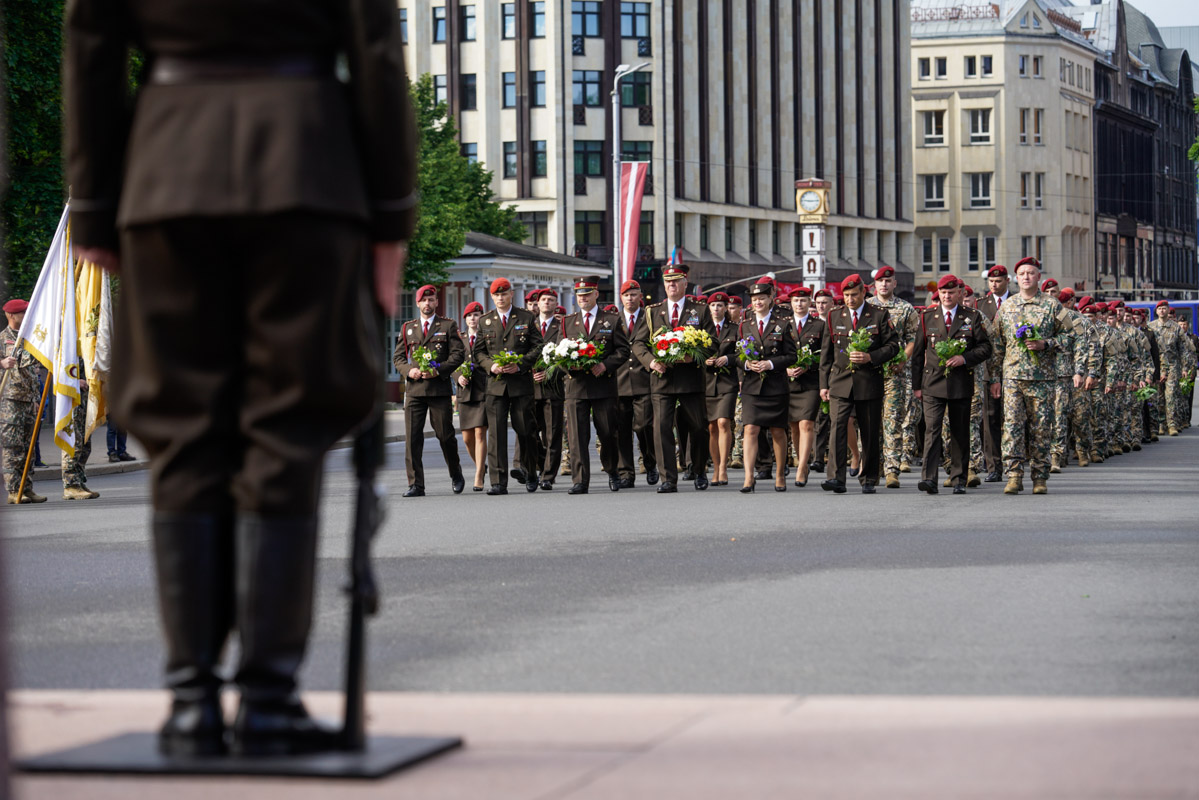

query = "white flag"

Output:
[[15, 204, 82, 456]]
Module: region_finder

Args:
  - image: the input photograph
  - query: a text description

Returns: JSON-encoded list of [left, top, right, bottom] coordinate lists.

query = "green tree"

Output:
[[406, 74, 524, 289], [1189, 96, 1199, 164], [2, 0, 68, 300]]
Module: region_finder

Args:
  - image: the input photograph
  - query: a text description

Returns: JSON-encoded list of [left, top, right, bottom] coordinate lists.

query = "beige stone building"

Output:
[[398, 0, 915, 299], [911, 0, 1100, 292]]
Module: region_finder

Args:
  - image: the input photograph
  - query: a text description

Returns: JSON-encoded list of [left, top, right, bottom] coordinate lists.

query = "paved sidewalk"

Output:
[[10, 691, 1198, 798]]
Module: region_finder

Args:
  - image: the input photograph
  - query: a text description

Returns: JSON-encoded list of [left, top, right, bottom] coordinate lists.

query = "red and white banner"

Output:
[[617, 161, 649, 287]]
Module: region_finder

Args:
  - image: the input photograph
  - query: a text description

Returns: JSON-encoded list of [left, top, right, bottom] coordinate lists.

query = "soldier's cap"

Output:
[[696, 294, 709, 303], [3, 299, 29, 313], [985, 265, 1008, 278], [964, 285, 975, 296], [749, 283, 773, 297], [1014, 256, 1041, 273], [663, 264, 689, 280], [685, 295, 695, 301], [1109, 299, 1125, 309], [1058, 287, 1075, 302], [755, 276, 775, 286], [1040, 278, 1058, 291], [603, 304, 618, 313], [728, 294, 744, 306], [539, 288, 559, 300], [840, 274, 864, 292], [553, 307, 566, 317], [1076, 295, 1094, 308], [1079, 303, 1098, 314], [416, 284, 438, 301], [813, 289, 833, 299], [490, 278, 513, 294], [463, 301, 484, 317], [937, 274, 962, 291], [872, 265, 895, 280], [708, 291, 730, 303], [573, 276, 600, 293], [1156, 299, 1171, 308], [525, 289, 541, 303], [620, 279, 641, 294], [930, 290, 940, 302], [789, 286, 813, 299]]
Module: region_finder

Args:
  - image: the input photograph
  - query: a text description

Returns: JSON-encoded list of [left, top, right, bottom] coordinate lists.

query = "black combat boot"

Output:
[[230, 514, 341, 756], [152, 512, 235, 757]]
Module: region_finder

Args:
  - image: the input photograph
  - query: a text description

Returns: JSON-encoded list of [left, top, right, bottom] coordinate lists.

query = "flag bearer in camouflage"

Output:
[[1148, 301, 1185, 436], [866, 266, 919, 489], [2, 299, 47, 504], [988, 258, 1073, 495]]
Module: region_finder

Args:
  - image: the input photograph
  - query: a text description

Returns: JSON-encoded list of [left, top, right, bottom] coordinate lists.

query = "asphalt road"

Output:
[[4, 419, 1198, 697]]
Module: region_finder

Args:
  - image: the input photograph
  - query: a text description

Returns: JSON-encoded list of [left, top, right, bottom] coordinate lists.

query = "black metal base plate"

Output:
[[17, 732, 462, 779]]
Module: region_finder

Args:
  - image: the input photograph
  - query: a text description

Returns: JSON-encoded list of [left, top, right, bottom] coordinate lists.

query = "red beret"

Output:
[[873, 266, 895, 280], [1156, 299, 1170, 308], [415, 284, 438, 301], [930, 290, 940, 302], [3, 299, 29, 313], [620, 280, 641, 294], [490, 278, 512, 294], [663, 264, 689, 280], [708, 291, 730, 303], [603, 304, 618, 313], [985, 265, 1008, 278], [789, 286, 813, 299], [1057, 287, 1075, 302], [728, 294, 744, 306], [1040, 278, 1058, 291], [1079, 303, 1096, 314], [755, 276, 775, 285], [1076, 295, 1093, 308], [813, 288, 833, 299], [463, 301, 484, 317], [937, 274, 962, 291], [1014, 257, 1041, 273], [964, 285, 975, 297], [1109, 300, 1125, 309], [696, 294, 709, 303], [840, 274, 863, 292], [539, 288, 559, 300]]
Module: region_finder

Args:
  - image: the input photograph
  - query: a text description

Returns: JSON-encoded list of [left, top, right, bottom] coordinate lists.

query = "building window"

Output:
[[621, 2, 650, 37], [503, 141, 517, 178], [1032, 56, 1042, 78], [981, 55, 993, 76], [530, 1, 546, 37], [575, 211, 605, 246], [1019, 12, 1028, 27], [620, 71, 652, 107], [573, 70, 603, 106], [574, 140, 604, 176], [639, 211, 653, 247], [434, 74, 448, 104], [726, 220, 733, 252], [923, 110, 944, 145], [968, 236, 980, 271], [1032, 14, 1041, 28], [968, 108, 991, 144], [572, 1, 602, 36], [502, 3, 516, 38], [433, 7, 446, 43], [922, 237, 934, 272], [749, 223, 757, 253], [1064, 110, 1072, 149], [460, 5, 476, 41], [1021, 236, 1031, 259], [502, 72, 516, 107], [935, 57, 947, 79], [518, 212, 549, 247], [1020, 172, 1030, 208], [700, 216, 710, 250], [460, 74, 477, 110], [461, 142, 478, 164], [1033, 108, 1044, 144], [918, 58, 931, 80], [532, 141, 547, 177], [621, 140, 652, 165], [399, 8, 408, 43], [1019, 108, 1029, 144], [1034, 172, 1044, 209], [922, 174, 946, 210], [964, 56, 977, 78], [530, 71, 546, 106], [984, 236, 997, 270], [1019, 55, 1028, 77], [968, 173, 991, 208], [939, 237, 951, 272], [773, 222, 781, 255], [1036, 236, 1045, 261]]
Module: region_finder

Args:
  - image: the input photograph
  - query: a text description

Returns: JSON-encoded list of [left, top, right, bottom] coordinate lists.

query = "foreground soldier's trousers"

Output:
[[881, 370, 912, 475], [1001, 378, 1055, 481]]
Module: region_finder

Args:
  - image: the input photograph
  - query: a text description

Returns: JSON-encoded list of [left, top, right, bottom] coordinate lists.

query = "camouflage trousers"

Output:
[[730, 396, 744, 461], [1001, 378, 1055, 481], [61, 386, 92, 489], [1050, 378, 1075, 460], [1094, 390, 1118, 454], [1068, 386, 1095, 457], [1164, 368, 1183, 430], [882, 370, 912, 474], [1120, 391, 1139, 447], [1, 398, 38, 492]]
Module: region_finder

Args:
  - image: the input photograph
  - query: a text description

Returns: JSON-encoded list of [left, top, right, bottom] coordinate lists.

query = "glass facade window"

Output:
[[918, 58, 930, 79], [503, 141, 517, 178], [518, 212, 549, 247], [502, 72, 516, 107], [461, 142, 478, 164], [531, 71, 546, 106], [532, 140, 547, 177], [964, 56, 977, 77], [460, 74, 477, 110], [530, 1, 546, 37], [620, 2, 650, 37], [434, 74, 447, 104], [399, 8, 408, 43], [572, 1, 601, 37], [573, 70, 603, 106], [923, 110, 944, 145], [502, 3, 516, 38], [968, 173, 991, 208], [620, 72, 652, 107], [981, 55, 993, 76], [576, 211, 605, 245], [969, 108, 990, 144], [923, 174, 945, 210], [574, 140, 604, 176], [460, 5, 476, 41], [433, 6, 446, 42]]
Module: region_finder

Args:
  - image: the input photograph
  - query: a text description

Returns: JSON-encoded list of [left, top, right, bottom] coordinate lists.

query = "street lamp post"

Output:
[[611, 62, 651, 298]]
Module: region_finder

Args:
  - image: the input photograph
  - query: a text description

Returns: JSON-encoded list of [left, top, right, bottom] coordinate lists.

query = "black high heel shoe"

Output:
[[739, 481, 756, 494], [774, 482, 787, 492]]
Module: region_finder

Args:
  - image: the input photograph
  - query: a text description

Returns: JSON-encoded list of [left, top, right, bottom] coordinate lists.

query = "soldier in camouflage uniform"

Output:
[[1180, 319, 1197, 428], [60, 373, 100, 500], [1078, 300, 1111, 462], [1095, 302, 1130, 457], [1148, 301, 1185, 436], [988, 258, 1073, 495], [866, 266, 919, 488], [1040, 283, 1097, 471], [1116, 304, 1151, 451], [2, 299, 48, 503], [1057, 290, 1102, 466]]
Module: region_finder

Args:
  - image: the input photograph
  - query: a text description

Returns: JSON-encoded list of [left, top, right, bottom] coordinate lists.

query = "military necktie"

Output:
[[629, 314, 635, 334], [759, 320, 765, 338], [585, 312, 592, 334], [423, 320, 430, 337], [852, 309, 859, 329], [945, 310, 953, 328], [671, 304, 680, 329]]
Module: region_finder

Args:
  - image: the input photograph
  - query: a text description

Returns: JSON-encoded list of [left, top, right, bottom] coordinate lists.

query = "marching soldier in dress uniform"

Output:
[[738, 282, 797, 492], [866, 266, 919, 488], [457, 301, 489, 491], [703, 291, 738, 486], [785, 287, 825, 487], [474, 278, 544, 494], [976, 265, 1012, 482], [560, 277, 627, 493], [521, 288, 565, 490], [819, 274, 900, 494], [988, 258, 1073, 495], [809, 288, 835, 473], [393, 284, 466, 496], [911, 275, 992, 494], [614, 280, 657, 487], [631, 264, 716, 493], [67, 0, 416, 755], [2, 299, 48, 504], [727, 294, 748, 470]]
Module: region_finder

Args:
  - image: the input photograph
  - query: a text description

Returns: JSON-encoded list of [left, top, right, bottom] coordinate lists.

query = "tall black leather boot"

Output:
[[152, 512, 234, 756], [230, 514, 341, 756]]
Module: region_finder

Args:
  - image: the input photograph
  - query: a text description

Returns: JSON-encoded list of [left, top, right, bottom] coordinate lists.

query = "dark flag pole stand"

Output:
[[18, 412, 463, 779]]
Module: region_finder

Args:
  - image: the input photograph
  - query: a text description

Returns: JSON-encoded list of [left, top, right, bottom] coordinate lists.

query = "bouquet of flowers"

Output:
[[489, 350, 524, 380], [538, 338, 606, 380], [846, 328, 873, 371], [1015, 322, 1042, 365], [651, 326, 714, 367], [452, 361, 473, 381], [820, 399, 830, 415], [1181, 373, 1196, 395], [886, 349, 908, 373], [790, 344, 818, 381], [412, 346, 440, 374], [934, 339, 967, 377], [736, 337, 765, 381], [1134, 385, 1159, 403]]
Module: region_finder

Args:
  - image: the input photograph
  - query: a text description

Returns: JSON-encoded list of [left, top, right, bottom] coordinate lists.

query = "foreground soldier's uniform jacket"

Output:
[[1, 327, 39, 402], [911, 306, 992, 399], [393, 316, 466, 397], [989, 293, 1073, 381]]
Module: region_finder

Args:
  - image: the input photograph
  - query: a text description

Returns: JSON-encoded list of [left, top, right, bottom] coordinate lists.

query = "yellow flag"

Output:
[[75, 256, 112, 442]]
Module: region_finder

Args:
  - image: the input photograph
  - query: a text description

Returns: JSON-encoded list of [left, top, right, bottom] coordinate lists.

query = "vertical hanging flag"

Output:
[[617, 161, 650, 287], [75, 256, 113, 442]]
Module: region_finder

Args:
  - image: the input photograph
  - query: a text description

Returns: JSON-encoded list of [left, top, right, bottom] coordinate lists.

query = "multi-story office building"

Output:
[[398, 0, 915, 299], [911, 0, 1101, 292], [1065, 3, 1196, 297]]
